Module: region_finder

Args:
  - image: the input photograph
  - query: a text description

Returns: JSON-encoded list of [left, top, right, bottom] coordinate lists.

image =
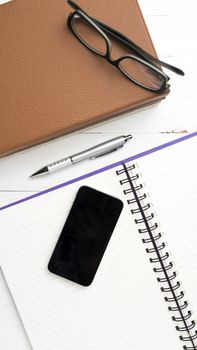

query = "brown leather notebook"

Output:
[[0, 0, 168, 157]]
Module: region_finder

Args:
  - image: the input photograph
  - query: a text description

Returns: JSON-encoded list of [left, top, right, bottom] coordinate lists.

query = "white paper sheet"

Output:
[[0, 133, 196, 350]]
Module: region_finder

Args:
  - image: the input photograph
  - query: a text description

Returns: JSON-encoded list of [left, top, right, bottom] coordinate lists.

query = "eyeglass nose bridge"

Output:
[[104, 51, 122, 68]]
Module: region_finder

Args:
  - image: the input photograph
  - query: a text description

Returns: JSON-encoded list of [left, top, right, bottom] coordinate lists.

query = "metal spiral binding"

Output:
[[116, 163, 197, 350]]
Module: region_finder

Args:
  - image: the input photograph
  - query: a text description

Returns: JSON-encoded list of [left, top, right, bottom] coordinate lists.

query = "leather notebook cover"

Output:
[[0, 0, 168, 157]]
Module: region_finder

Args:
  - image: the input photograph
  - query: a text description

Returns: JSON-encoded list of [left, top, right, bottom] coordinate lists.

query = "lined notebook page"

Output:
[[0, 167, 179, 350], [137, 135, 197, 326]]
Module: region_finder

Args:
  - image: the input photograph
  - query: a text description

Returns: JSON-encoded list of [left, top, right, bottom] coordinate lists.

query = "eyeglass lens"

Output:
[[119, 58, 166, 90], [71, 14, 107, 56]]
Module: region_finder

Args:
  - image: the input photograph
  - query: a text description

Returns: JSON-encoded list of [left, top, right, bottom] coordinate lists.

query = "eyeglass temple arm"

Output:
[[92, 18, 184, 76]]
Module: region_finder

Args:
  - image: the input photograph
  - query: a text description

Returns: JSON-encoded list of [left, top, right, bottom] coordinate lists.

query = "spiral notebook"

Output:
[[0, 132, 197, 350]]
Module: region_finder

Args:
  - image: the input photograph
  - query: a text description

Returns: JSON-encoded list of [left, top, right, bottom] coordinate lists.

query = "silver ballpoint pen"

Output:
[[30, 135, 132, 177]]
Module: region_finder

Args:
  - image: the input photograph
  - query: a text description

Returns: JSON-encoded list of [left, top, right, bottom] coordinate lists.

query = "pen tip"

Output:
[[30, 166, 49, 178]]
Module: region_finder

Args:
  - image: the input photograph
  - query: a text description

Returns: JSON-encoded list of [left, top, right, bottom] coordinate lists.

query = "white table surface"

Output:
[[0, 0, 197, 349]]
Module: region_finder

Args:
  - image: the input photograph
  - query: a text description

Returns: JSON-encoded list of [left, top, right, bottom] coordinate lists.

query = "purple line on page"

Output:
[[1, 132, 196, 212]]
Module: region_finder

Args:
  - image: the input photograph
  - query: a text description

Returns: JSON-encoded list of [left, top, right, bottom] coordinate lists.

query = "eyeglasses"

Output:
[[67, 0, 184, 93]]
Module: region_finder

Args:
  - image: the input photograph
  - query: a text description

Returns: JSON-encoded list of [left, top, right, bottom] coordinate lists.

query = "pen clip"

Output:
[[89, 146, 123, 160]]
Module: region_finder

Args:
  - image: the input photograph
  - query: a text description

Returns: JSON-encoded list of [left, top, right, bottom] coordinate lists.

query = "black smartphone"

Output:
[[48, 186, 123, 286]]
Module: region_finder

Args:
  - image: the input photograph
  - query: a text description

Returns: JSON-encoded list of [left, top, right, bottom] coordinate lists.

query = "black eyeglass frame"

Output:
[[67, 1, 173, 93], [67, 1, 169, 93]]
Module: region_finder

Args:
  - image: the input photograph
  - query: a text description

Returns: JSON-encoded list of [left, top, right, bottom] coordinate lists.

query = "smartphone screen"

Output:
[[48, 186, 123, 286]]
